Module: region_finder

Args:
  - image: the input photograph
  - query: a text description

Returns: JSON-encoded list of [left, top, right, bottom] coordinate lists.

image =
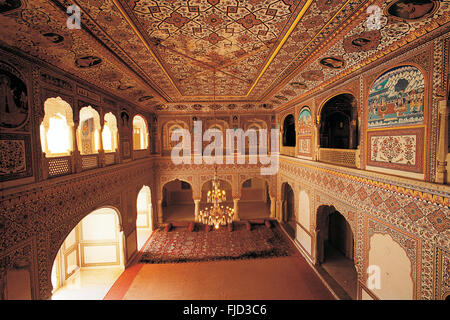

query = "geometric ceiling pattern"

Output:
[[0, 0, 449, 113]]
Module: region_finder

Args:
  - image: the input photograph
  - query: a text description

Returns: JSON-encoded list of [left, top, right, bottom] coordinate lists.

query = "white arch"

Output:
[[102, 112, 118, 152], [368, 233, 413, 300], [40, 97, 74, 157], [77, 106, 101, 155], [51, 207, 124, 298], [133, 115, 149, 150], [136, 185, 152, 250]]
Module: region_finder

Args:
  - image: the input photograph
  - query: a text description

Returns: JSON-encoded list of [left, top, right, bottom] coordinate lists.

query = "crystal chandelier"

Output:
[[198, 167, 235, 229]]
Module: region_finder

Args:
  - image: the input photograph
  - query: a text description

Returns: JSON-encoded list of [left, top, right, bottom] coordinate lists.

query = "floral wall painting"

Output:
[[370, 135, 416, 165], [298, 108, 312, 126], [367, 127, 424, 173], [0, 67, 28, 129], [386, 0, 438, 21], [368, 65, 425, 129]]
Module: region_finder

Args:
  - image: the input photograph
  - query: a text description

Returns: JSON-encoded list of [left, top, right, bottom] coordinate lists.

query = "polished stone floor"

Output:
[[51, 267, 124, 300]]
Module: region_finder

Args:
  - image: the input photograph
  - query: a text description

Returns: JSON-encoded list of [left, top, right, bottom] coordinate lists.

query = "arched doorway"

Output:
[[77, 106, 101, 155], [281, 182, 295, 239], [136, 185, 152, 250], [282, 114, 296, 147], [132, 115, 149, 150], [51, 207, 125, 300], [319, 94, 358, 149], [316, 205, 357, 299], [239, 178, 270, 220], [162, 180, 194, 222]]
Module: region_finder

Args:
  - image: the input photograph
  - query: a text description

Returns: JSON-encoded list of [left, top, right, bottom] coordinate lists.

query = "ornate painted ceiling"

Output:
[[0, 0, 449, 113]]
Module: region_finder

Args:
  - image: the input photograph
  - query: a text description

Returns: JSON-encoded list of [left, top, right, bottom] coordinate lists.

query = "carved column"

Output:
[[72, 117, 82, 173], [270, 196, 276, 218], [194, 199, 201, 222], [157, 199, 163, 224], [276, 200, 282, 222], [314, 122, 320, 161], [436, 100, 448, 184], [98, 114, 105, 167], [233, 198, 240, 221], [349, 119, 357, 149], [40, 122, 49, 180]]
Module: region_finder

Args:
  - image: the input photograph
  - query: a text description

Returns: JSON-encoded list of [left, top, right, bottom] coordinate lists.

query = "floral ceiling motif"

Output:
[[0, 0, 448, 112]]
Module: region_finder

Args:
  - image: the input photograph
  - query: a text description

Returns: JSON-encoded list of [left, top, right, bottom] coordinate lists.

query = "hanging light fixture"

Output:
[[198, 165, 234, 229], [198, 67, 234, 229]]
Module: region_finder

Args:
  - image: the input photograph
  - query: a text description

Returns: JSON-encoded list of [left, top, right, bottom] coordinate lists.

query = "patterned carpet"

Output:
[[139, 221, 296, 264]]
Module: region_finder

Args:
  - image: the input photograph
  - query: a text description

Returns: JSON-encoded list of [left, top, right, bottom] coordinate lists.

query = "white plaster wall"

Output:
[[296, 224, 312, 255], [368, 233, 414, 300], [297, 190, 310, 229]]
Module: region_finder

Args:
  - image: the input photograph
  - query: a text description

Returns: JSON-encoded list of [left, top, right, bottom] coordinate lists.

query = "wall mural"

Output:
[[0, 67, 28, 128], [298, 138, 311, 154], [297, 107, 313, 156], [368, 65, 424, 129], [298, 107, 312, 126], [386, 0, 438, 21]]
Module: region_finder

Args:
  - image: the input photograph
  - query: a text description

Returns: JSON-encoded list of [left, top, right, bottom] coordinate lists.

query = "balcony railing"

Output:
[[46, 155, 73, 178], [318, 148, 357, 168], [280, 146, 295, 157], [104, 152, 116, 166], [133, 149, 149, 160], [81, 154, 99, 170]]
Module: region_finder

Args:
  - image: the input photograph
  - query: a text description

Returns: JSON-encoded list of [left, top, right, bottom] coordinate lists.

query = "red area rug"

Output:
[[139, 221, 296, 264]]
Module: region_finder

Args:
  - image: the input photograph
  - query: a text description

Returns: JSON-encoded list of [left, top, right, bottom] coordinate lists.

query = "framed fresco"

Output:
[[368, 65, 425, 129], [0, 133, 33, 182]]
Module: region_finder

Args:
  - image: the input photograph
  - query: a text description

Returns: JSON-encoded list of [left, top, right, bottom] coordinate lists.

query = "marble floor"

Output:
[[51, 267, 124, 300], [107, 257, 335, 300]]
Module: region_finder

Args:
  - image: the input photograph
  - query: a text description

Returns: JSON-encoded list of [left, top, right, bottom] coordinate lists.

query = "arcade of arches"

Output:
[[1, 0, 449, 302]]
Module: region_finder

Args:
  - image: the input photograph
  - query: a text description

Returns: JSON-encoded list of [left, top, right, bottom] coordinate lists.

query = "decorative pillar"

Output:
[[233, 198, 240, 221], [314, 122, 320, 161], [98, 116, 105, 167], [270, 196, 276, 218], [72, 118, 82, 173], [436, 100, 448, 184], [194, 199, 201, 222], [355, 146, 361, 169], [349, 119, 357, 149], [40, 122, 49, 180], [276, 200, 282, 222], [157, 199, 163, 224]]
